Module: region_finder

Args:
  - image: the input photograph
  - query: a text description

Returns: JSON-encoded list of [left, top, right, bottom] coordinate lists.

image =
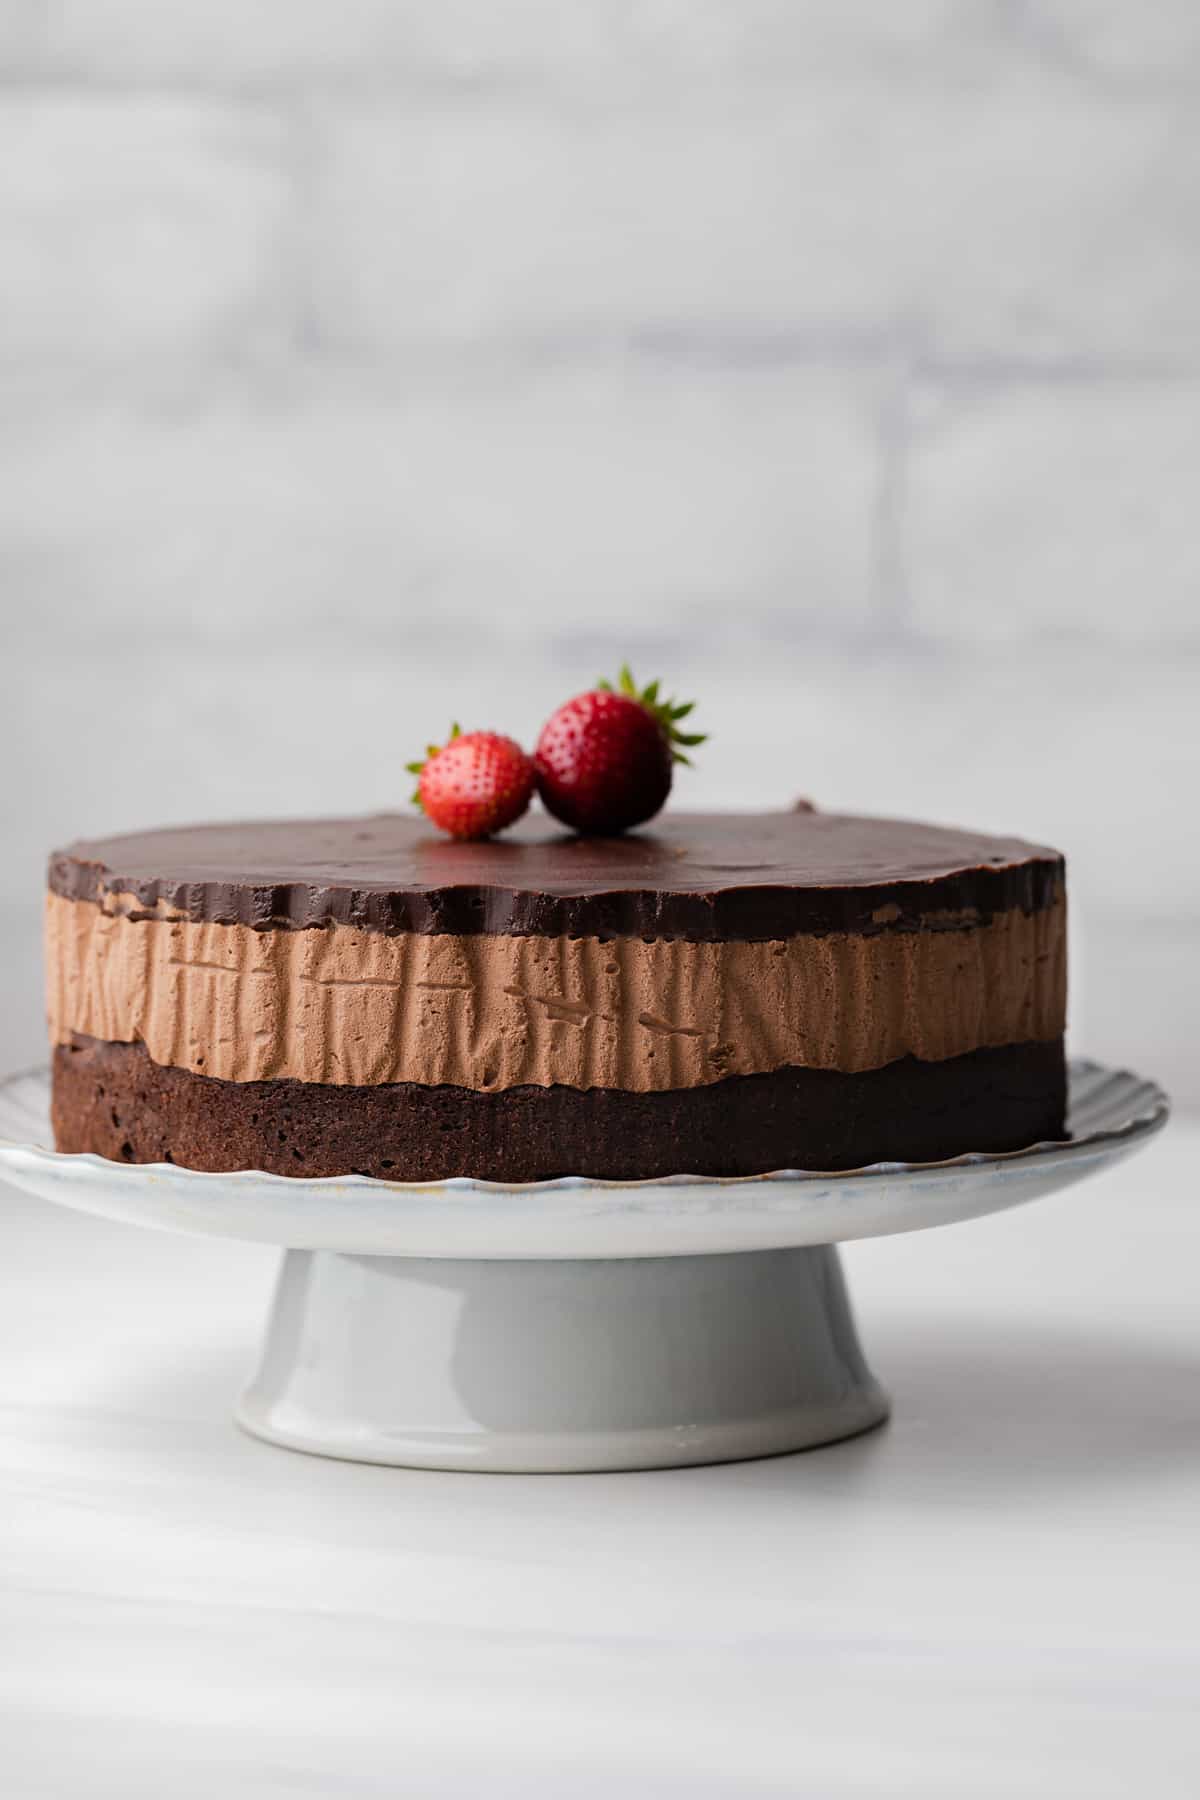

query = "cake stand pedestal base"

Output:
[[1, 1062, 1165, 1475], [236, 1246, 890, 1473]]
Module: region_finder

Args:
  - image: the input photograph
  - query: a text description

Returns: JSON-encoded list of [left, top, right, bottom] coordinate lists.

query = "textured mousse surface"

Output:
[[46, 891, 1067, 1092], [48, 811, 1064, 939], [53, 1034, 1067, 1181]]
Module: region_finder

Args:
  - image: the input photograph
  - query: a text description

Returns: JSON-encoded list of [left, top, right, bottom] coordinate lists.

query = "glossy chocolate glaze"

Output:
[[48, 811, 1064, 941]]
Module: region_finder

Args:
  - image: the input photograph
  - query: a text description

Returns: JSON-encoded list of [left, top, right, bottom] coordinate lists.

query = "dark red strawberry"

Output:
[[408, 725, 534, 840], [534, 667, 705, 835]]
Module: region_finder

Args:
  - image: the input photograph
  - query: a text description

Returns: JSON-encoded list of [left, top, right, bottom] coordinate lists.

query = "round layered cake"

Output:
[[46, 811, 1067, 1180]]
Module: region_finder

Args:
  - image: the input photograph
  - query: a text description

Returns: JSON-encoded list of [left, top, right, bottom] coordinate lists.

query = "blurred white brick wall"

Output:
[[1, 2, 1197, 1107], [0, 97, 292, 359]]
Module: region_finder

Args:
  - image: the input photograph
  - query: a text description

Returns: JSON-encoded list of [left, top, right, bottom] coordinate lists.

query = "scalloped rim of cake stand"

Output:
[[0, 1059, 1168, 1261]]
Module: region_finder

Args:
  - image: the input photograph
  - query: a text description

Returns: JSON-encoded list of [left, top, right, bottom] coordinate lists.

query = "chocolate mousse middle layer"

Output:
[[47, 811, 1068, 1179]]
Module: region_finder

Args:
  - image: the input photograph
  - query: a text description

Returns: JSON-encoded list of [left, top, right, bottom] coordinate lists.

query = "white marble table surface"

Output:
[[1, 1123, 1197, 1799]]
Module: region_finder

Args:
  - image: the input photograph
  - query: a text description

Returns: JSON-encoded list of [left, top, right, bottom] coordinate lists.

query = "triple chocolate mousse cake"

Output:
[[46, 811, 1067, 1181]]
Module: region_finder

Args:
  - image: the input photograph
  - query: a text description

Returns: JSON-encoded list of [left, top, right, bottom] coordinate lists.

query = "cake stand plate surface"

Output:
[[0, 1061, 1168, 1472]]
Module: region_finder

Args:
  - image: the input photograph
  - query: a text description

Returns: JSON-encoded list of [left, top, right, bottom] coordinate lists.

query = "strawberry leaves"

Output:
[[597, 665, 707, 767]]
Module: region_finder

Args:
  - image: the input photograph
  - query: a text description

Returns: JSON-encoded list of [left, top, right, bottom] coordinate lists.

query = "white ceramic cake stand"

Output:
[[0, 1061, 1167, 1473]]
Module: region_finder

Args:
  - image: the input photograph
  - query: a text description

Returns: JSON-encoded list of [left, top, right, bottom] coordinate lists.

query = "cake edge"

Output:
[[52, 1033, 1068, 1183]]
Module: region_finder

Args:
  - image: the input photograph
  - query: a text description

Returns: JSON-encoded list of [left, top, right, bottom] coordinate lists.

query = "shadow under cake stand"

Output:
[[0, 1061, 1167, 1473]]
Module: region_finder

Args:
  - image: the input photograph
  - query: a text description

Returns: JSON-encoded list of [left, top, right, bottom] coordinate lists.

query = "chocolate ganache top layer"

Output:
[[48, 812, 1064, 940]]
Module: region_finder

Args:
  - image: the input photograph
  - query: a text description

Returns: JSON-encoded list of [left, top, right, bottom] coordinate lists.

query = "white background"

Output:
[[1, 11, 1198, 1795], [2, 2, 1197, 1106]]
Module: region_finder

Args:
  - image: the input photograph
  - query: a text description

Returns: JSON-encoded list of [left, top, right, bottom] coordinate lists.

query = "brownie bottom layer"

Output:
[[52, 1034, 1066, 1182]]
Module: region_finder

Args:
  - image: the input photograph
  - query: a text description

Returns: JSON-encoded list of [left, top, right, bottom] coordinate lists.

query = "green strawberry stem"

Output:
[[596, 665, 707, 766], [406, 722, 461, 807]]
